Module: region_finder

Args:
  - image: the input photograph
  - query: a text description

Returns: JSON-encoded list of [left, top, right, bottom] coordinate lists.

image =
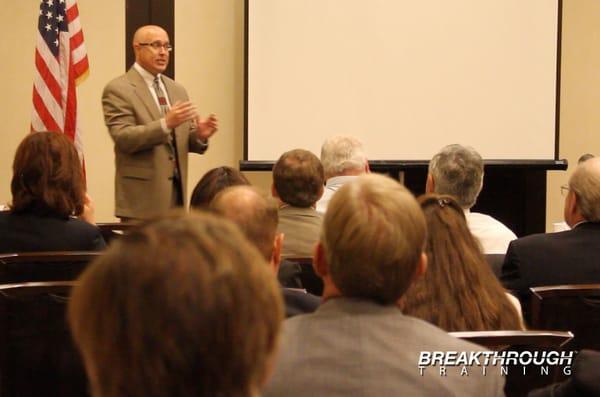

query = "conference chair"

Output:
[[0, 251, 101, 284], [0, 281, 88, 397], [96, 221, 137, 244], [285, 257, 323, 296], [530, 284, 600, 351], [451, 330, 574, 397]]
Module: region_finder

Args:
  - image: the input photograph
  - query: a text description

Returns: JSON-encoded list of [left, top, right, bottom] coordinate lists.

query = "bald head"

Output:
[[211, 186, 279, 261], [569, 157, 600, 222], [132, 25, 167, 45], [132, 25, 170, 75]]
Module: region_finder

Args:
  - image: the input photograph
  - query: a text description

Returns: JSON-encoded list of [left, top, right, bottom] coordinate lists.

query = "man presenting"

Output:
[[103, 25, 217, 220]]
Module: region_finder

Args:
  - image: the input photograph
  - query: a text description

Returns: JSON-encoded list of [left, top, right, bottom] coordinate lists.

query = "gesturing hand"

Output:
[[195, 114, 218, 141], [165, 101, 198, 129]]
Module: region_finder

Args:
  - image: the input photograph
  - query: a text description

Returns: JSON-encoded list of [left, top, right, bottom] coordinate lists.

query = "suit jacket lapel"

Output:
[[126, 68, 162, 121], [161, 77, 188, 144]]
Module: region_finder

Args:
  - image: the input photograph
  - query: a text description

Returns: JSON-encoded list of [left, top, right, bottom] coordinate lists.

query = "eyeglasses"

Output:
[[560, 184, 570, 196], [138, 42, 173, 52]]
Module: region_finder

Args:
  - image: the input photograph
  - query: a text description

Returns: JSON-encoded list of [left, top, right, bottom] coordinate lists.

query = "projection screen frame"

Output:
[[242, 0, 565, 172]]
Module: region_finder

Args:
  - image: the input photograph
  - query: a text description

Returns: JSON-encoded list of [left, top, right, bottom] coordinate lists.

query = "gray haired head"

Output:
[[428, 144, 484, 209], [320, 136, 368, 179]]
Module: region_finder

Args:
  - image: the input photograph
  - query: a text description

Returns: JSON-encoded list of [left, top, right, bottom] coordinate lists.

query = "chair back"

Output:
[[449, 330, 573, 349], [450, 330, 574, 397], [96, 222, 137, 244], [0, 281, 88, 396], [484, 253, 505, 279], [530, 284, 600, 351], [285, 257, 323, 296], [0, 251, 101, 284]]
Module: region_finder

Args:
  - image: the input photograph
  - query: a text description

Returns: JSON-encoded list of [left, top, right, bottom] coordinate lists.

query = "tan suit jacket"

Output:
[[102, 67, 207, 219], [278, 206, 323, 258]]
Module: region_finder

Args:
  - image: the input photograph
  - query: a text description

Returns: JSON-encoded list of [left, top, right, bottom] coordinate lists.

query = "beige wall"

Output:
[[1, 0, 125, 221], [2, 1, 599, 228], [546, 0, 600, 231]]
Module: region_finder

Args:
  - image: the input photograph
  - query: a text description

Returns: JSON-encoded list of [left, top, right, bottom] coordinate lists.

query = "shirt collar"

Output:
[[133, 62, 161, 86], [571, 220, 589, 229]]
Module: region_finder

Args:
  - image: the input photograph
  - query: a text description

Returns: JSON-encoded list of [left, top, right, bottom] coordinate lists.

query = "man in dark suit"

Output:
[[102, 25, 217, 220], [501, 157, 600, 310], [264, 174, 504, 397], [210, 185, 320, 317]]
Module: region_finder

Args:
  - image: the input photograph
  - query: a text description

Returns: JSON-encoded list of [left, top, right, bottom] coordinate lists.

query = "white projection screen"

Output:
[[245, 0, 560, 163]]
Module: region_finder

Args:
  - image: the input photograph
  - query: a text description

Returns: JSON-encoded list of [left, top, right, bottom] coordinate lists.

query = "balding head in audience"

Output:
[[565, 157, 600, 227], [211, 185, 283, 271], [68, 211, 283, 397], [314, 173, 427, 304], [426, 144, 483, 209]]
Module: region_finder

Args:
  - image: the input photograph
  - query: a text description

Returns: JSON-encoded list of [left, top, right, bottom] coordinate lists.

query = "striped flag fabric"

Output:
[[31, 0, 89, 160]]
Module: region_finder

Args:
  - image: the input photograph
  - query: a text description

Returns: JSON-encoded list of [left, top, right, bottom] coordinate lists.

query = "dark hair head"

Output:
[[190, 166, 250, 210], [68, 211, 283, 397], [10, 131, 85, 218], [578, 153, 595, 164], [273, 149, 324, 207], [400, 194, 521, 331]]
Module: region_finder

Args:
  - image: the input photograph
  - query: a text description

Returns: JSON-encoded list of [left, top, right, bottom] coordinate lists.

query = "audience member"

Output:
[[529, 350, 600, 397], [69, 211, 283, 397], [316, 135, 369, 214], [0, 132, 105, 253], [264, 174, 504, 397], [272, 149, 324, 257], [211, 185, 321, 317], [501, 157, 600, 310], [400, 194, 523, 331], [189, 166, 249, 209], [427, 144, 517, 254], [578, 153, 595, 164]]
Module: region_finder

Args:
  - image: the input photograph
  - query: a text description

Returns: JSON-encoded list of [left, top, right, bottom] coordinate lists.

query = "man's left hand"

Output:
[[195, 114, 218, 141]]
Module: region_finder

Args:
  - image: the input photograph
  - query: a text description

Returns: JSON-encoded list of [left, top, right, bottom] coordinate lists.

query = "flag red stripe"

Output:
[[34, 50, 62, 105], [72, 57, 89, 80], [32, 87, 61, 132], [70, 29, 84, 49], [63, 65, 77, 141], [66, 3, 80, 22]]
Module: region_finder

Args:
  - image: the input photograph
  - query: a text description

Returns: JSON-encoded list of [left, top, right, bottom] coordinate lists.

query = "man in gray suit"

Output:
[[264, 174, 505, 397], [102, 25, 217, 220]]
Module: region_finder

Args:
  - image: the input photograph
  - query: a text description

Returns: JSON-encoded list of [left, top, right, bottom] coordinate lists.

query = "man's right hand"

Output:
[[165, 101, 198, 129]]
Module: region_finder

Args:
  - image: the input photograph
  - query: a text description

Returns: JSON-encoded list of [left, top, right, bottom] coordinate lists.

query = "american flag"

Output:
[[31, 0, 89, 159]]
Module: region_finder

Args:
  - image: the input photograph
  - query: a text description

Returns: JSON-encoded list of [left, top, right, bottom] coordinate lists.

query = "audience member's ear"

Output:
[[80, 193, 97, 225], [316, 185, 325, 201], [313, 242, 329, 278], [270, 233, 284, 274], [364, 160, 370, 174], [425, 174, 435, 193], [564, 190, 583, 227], [412, 252, 428, 281], [271, 183, 279, 199]]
